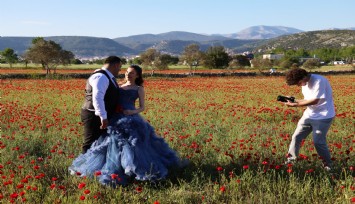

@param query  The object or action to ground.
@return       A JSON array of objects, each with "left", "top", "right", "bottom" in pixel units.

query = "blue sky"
[{"left": 1, "top": 0, "right": 354, "bottom": 38}]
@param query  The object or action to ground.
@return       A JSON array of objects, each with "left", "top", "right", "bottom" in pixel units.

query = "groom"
[{"left": 81, "top": 56, "right": 122, "bottom": 153}]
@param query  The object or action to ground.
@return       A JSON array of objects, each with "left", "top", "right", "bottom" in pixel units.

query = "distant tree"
[
  {"left": 121, "top": 58, "right": 127, "bottom": 65},
  {"left": 160, "top": 54, "right": 179, "bottom": 66},
  {"left": 251, "top": 58, "right": 272, "bottom": 73},
  {"left": 140, "top": 49, "right": 158, "bottom": 67},
  {"left": 203, "top": 46, "right": 230, "bottom": 69},
  {"left": 228, "top": 55, "right": 251, "bottom": 72},
  {"left": 21, "top": 57, "right": 29, "bottom": 68},
  {"left": 339, "top": 46, "right": 355, "bottom": 64},
  {"left": 153, "top": 56, "right": 169, "bottom": 70},
  {"left": 71, "top": 58, "right": 83, "bottom": 64},
  {"left": 279, "top": 57, "right": 300, "bottom": 69},
  {"left": 310, "top": 48, "right": 340, "bottom": 63},
  {"left": 140, "top": 49, "right": 162, "bottom": 74},
  {"left": 128, "top": 57, "right": 142, "bottom": 65},
  {"left": 234, "top": 55, "right": 251, "bottom": 67},
  {"left": 180, "top": 44, "right": 203, "bottom": 74},
  {"left": 92, "top": 59, "right": 105, "bottom": 64},
  {"left": 1, "top": 48, "right": 18, "bottom": 68},
  {"left": 25, "top": 37, "right": 74, "bottom": 75},
  {"left": 302, "top": 59, "right": 321, "bottom": 70}
]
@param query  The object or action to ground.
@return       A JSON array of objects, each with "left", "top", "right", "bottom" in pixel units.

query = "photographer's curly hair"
[
  {"left": 285, "top": 68, "right": 308, "bottom": 85},
  {"left": 130, "top": 64, "right": 144, "bottom": 86}
]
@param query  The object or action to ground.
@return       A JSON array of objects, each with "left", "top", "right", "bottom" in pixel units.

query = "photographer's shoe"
[{"left": 284, "top": 158, "right": 296, "bottom": 165}]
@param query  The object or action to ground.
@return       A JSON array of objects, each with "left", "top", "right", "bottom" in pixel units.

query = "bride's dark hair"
[{"left": 130, "top": 64, "right": 144, "bottom": 86}]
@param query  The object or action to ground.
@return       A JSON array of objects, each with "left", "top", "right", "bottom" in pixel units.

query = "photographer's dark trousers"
[{"left": 81, "top": 109, "right": 106, "bottom": 153}]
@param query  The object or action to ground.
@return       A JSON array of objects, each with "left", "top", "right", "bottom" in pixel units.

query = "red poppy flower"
[
  {"left": 78, "top": 182, "right": 86, "bottom": 189},
  {"left": 136, "top": 186, "right": 143, "bottom": 193},
  {"left": 111, "top": 173, "right": 119, "bottom": 180}
]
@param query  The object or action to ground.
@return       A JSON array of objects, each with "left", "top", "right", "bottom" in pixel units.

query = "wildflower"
[
  {"left": 216, "top": 166, "right": 223, "bottom": 172},
  {"left": 94, "top": 171, "right": 102, "bottom": 176},
  {"left": 136, "top": 186, "right": 143, "bottom": 193},
  {"left": 84, "top": 189, "right": 90, "bottom": 194},
  {"left": 78, "top": 182, "right": 86, "bottom": 189},
  {"left": 10, "top": 193, "right": 18, "bottom": 199},
  {"left": 50, "top": 183, "right": 56, "bottom": 189},
  {"left": 220, "top": 185, "right": 226, "bottom": 192},
  {"left": 243, "top": 165, "right": 249, "bottom": 170},
  {"left": 111, "top": 173, "right": 119, "bottom": 180},
  {"left": 305, "top": 169, "right": 314, "bottom": 174},
  {"left": 80, "top": 195, "right": 85, "bottom": 200},
  {"left": 21, "top": 178, "right": 28, "bottom": 183},
  {"left": 17, "top": 183, "right": 24, "bottom": 189}
]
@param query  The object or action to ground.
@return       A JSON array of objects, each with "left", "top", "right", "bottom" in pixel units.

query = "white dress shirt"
[{"left": 88, "top": 68, "right": 118, "bottom": 120}]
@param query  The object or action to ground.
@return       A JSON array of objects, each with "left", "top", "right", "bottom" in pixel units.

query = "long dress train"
[{"left": 69, "top": 87, "right": 185, "bottom": 186}]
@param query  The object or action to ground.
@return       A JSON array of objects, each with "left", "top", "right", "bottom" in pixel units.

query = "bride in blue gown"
[{"left": 69, "top": 65, "right": 186, "bottom": 186}]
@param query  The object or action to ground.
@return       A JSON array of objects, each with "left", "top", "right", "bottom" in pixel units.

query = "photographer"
[{"left": 283, "top": 68, "right": 335, "bottom": 171}]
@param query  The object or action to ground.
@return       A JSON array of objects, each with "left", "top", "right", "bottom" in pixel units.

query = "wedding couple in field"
[
  {"left": 69, "top": 56, "right": 187, "bottom": 186},
  {"left": 69, "top": 56, "right": 335, "bottom": 187}
]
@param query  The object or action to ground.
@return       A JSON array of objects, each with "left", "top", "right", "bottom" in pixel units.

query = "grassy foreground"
[{"left": 0, "top": 76, "right": 354, "bottom": 203}]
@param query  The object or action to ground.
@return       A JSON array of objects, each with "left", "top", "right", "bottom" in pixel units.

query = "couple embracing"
[{"left": 69, "top": 56, "right": 186, "bottom": 186}]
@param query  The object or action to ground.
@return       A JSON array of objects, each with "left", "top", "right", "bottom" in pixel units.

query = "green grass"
[{"left": 0, "top": 76, "right": 354, "bottom": 203}]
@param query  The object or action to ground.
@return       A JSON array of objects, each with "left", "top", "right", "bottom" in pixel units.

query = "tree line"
[{"left": 1, "top": 38, "right": 354, "bottom": 75}]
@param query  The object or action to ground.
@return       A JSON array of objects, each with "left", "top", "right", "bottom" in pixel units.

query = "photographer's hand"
[
  {"left": 285, "top": 100, "right": 298, "bottom": 107},
  {"left": 286, "top": 98, "right": 319, "bottom": 107}
]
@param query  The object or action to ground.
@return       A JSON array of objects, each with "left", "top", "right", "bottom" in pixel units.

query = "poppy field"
[{"left": 0, "top": 75, "right": 354, "bottom": 203}]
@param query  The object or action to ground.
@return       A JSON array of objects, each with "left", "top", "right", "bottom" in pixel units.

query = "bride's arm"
[
  {"left": 136, "top": 86, "right": 145, "bottom": 113},
  {"left": 123, "top": 86, "right": 145, "bottom": 115}
]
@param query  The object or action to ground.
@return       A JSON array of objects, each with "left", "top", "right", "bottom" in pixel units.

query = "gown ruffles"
[{"left": 69, "top": 88, "right": 186, "bottom": 186}]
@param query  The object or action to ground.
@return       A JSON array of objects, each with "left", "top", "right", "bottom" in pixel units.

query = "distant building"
[{"left": 262, "top": 54, "right": 284, "bottom": 60}]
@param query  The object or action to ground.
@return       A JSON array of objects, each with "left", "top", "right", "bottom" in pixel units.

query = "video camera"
[{"left": 277, "top": 95, "right": 295, "bottom": 103}]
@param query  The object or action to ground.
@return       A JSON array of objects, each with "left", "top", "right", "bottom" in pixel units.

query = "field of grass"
[{"left": 0, "top": 76, "right": 354, "bottom": 203}]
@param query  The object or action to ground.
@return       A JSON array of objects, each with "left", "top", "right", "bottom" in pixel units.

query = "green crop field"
[{"left": 0, "top": 75, "right": 354, "bottom": 203}]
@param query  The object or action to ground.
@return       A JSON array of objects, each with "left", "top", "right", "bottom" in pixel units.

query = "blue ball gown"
[{"left": 69, "top": 87, "right": 186, "bottom": 186}]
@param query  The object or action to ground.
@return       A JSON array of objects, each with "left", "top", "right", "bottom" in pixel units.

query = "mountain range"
[{"left": 0, "top": 26, "right": 354, "bottom": 59}]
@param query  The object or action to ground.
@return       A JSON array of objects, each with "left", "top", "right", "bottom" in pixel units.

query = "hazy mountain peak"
[{"left": 224, "top": 25, "right": 304, "bottom": 39}]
